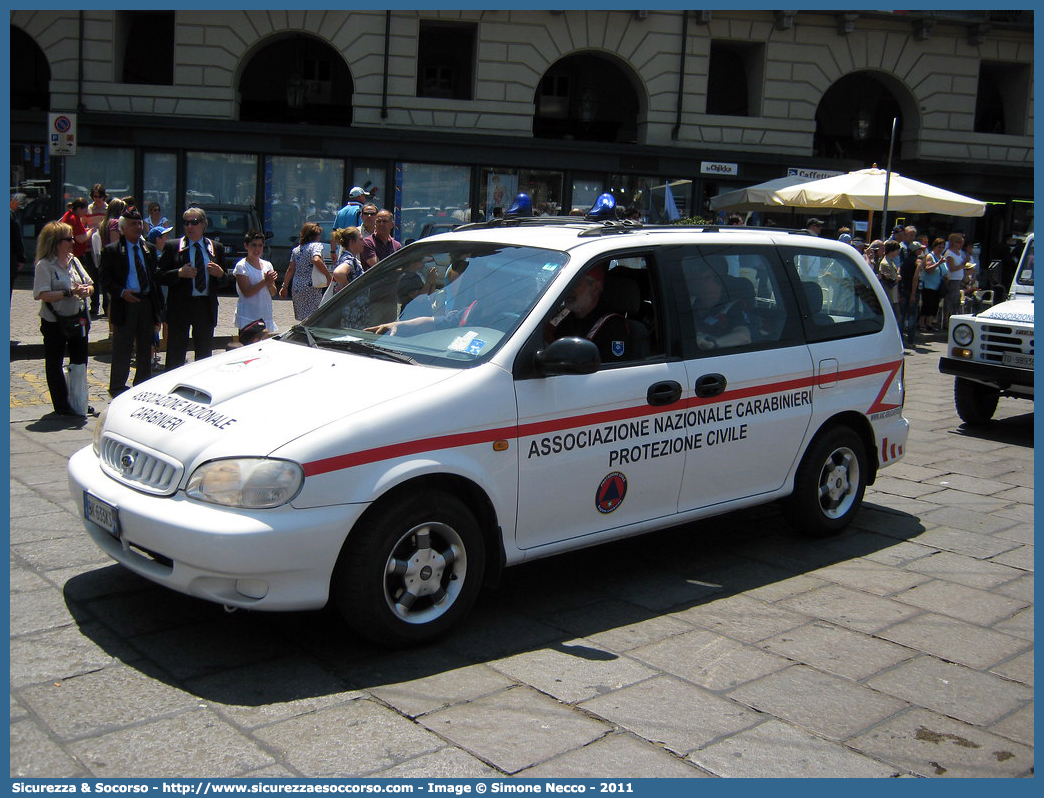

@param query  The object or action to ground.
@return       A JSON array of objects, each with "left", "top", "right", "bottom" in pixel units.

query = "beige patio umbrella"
[
  {"left": 770, "top": 167, "right": 986, "bottom": 217},
  {"left": 709, "top": 175, "right": 814, "bottom": 212}
]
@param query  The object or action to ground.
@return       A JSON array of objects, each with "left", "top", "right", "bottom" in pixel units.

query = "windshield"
[
  {"left": 296, "top": 241, "right": 568, "bottom": 366},
  {"left": 1014, "top": 238, "right": 1033, "bottom": 287}
]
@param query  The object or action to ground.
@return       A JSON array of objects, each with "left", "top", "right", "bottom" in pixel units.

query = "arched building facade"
[{"left": 10, "top": 9, "right": 1033, "bottom": 263}]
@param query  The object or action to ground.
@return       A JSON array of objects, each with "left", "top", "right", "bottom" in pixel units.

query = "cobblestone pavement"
[{"left": 9, "top": 283, "right": 1033, "bottom": 778}]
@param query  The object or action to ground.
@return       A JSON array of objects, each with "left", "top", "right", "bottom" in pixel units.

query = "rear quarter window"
[{"left": 782, "top": 247, "right": 884, "bottom": 342}]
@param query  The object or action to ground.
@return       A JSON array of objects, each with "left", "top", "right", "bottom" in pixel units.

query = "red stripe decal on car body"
[{"left": 302, "top": 360, "right": 903, "bottom": 477}]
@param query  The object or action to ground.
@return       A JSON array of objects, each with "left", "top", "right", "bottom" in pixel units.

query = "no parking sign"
[{"left": 48, "top": 112, "right": 78, "bottom": 156}]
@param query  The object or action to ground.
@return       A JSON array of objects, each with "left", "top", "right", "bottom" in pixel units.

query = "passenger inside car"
[{"left": 690, "top": 262, "right": 753, "bottom": 350}]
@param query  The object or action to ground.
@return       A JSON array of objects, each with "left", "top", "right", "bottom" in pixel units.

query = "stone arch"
[
  {"left": 11, "top": 25, "right": 50, "bottom": 112},
  {"left": 533, "top": 50, "right": 645, "bottom": 144},
  {"left": 237, "top": 32, "right": 353, "bottom": 125},
  {"left": 814, "top": 70, "right": 920, "bottom": 164}
]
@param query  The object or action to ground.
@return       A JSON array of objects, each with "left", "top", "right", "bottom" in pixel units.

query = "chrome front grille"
[
  {"left": 979, "top": 324, "right": 1033, "bottom": 364},
  {"left": 99, "top": 438, "right": 183, "bottom": 495}
]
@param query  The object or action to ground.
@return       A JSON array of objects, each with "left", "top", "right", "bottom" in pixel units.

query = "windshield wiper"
[
  {"left": 289, "top": 324, "right": 318, "bottom": 348},
  {"left": 321, "top": 338, "right": 418, "bottom": 364}
]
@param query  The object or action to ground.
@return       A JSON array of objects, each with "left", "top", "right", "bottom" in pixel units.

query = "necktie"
[
  {"left": 134, "top": 245, "right": 148, "bottom": 292},
  {"left": 193, "top": 243, "right": 207, "bottom": 293}
]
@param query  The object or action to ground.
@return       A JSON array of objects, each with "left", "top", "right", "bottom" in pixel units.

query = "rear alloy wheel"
[
  {"left": 954, "top": 377, "right": 999, "bottom": 426},
  {"left": 786, "top": 426, "right": 867, "bottom": 538},
  {"left": 333, "top": 490, "right": 485, "bottom": 647}
]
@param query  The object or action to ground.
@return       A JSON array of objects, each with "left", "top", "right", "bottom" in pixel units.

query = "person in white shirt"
[
  {"left": 941, "top": 232, "right": 967, "bottom": 326},
  {"left": 233, "top": 230, "right": 278, "bottom": 341}
]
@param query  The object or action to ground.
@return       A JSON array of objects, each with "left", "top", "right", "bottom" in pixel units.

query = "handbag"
[
  {"left": 311, "top": 263, "right": 329, "bottom": 289},
  {"left": 64, "top": 363, "right": 89, "bottom": 416},
  {"left": 46, "top": 259, "right": 91, "bottom": 339},
  {"left": 46, "top": 300, "right": 90, "bottom": 340}
]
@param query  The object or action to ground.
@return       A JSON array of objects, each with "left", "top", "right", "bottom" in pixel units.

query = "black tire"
[
  {"left": 785, "top": 426, "right": 868, "bottom": 538},
  {"left": 954, "top": 377, "right": 999, "bottom": 426},
  {"left": 332, "top": 489, "right": 485, "bottom": 647}
]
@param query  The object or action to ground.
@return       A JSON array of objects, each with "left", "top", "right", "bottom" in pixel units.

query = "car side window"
[
  {"left": 666, "top": 245, "right": 802, "bottom": 357},
  {"left": 783, "top": 247, "right": 885, "bottom": 342},
  {"left": 540, "top": 254, "right": 664, "bottom": 367}
]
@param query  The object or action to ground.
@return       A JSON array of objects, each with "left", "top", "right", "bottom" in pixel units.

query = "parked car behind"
[{"left": 201, "top": 205, "right": 272, "bottom": 291}]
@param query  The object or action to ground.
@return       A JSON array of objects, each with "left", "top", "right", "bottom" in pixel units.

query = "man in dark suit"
[
  {"left": 99, "top": 207, "right": 162, "bottom": 397},
  {"left": 157, "top": 207, "right": 231, "bottom": 370}
]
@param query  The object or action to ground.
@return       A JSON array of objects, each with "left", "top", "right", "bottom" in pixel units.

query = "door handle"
[
  {"left": 694, "top": 373, "right": 727, "bottom": 398},
  {"left": 647, "top": 380, "right": 683, "bottom": 406}
]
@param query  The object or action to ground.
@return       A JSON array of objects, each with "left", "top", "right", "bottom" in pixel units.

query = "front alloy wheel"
[
  {"left": 333, "top": 490, "right": 485, "bottom": 646},
  {"left": 383, "top": 521, "right": 467, "bottom": 625}
]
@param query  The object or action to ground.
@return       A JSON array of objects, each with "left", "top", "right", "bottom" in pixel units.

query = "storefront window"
[
  {"left": 396, "top": 162, "right": 472, "bottom": 242},
  {"left": 480, "top": 169, "right": 518, "bottom": 219},
  {"left": 65, "top": 146, "right": 134, "bottom": 204},
  {"left": 264, "top": 155, "right": 343, "bottom": 252},
  {"left": 478, "top": 168, "right": 564, "bottom": 218},
  {"left": 608, "top": 174, "right": 692, "bottom": 223},
  {"left": 185, "top": 152, "right": 257, "bottom": 207},
  {"left": 142, "top": 152, "right": 177, "bottom": 219},
  {"left": 353, "top": 165, "right": 386, "bottom": 211},
  {"left": 570, "top": 173, "right": 605, "bottom": 215}
]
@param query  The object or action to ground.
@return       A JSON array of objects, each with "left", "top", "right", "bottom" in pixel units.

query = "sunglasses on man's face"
[{"left": 184, "top": 218, "right": 203, "bottom": 226}]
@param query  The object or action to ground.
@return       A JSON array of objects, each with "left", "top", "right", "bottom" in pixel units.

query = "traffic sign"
[{"left": 48, "top": 113, "right": 78, "bottom": 156}]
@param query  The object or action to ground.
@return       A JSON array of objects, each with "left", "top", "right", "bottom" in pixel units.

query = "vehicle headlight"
[
  {"left": 186, "top": 458, "right": 304, "bottom": 508},
  {"left": 952, "top": 323, "right": 974, "bottom": 347},
  {"left": 92, "top": 407, "right": 108, "bottom": 456}
]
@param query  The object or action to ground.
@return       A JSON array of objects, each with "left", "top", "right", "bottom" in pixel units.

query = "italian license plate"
[
  {"left": 1002, "top": 352, "right": 1033, "bottom": 369},
  {"left": 84, "top": 492, "right": 120, "bottom": 539}
]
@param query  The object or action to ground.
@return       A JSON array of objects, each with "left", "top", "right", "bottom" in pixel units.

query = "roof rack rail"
[
  {"left": 454, "top": 216, "right": 587, "bottom": 232},
  {"left": 453, "top": 218, "right": 819, "bottom": 237},
  {"left": 576, "top": 219, "right": 645, "bottom": 237}
]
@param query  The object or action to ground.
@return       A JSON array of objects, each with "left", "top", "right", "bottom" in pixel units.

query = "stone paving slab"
[
  {"left": 847, "top": 707, "right": 1034, "bottom": 778},
  {"left": 727, "top": 664, "right": 908, "bottom": 741},
  {"left": 865, "top": 656, "right": 1033, "bottom": 727},
  {"left": 520, "top": 732, "right": 710, "bottom": 778},
  {"left": 67, "top": 708, "right": 278, "bottom": 778},
  {"left": 578, "top": 675, "right": 760, "bottom": 756},
  {"left": 691, "top": 718, "right": 901, "bottom": 778},
  {"left": 420, "top": 686, "right": 610, "bottom": 774},
  {"left": 9, "top": 318, "right": 1034, "bottom": 778},
  {"left": 253, "top": 699, "right": 448, "bottom": 777}
]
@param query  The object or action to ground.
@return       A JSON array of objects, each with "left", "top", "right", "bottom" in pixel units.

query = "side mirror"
[{"left": 534, "top": 337, "right": 600, "bottom": 375}]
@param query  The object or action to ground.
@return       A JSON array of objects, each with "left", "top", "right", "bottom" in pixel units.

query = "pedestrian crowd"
[
  {"left": 12, "top": 180, "right": 1021, "bottom": 420},
  {"left": 799, "top": 217, "right": 999, "bottom": 349},
  {"left": 15, "top": 184, "right": 399, "bottom": 419}
]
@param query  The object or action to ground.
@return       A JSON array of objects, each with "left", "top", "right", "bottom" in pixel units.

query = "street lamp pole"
[{"left": 881, "top": 116, "right": 898, "bottom": 241}]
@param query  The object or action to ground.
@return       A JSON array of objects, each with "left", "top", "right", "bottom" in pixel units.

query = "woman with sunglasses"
[
  {"left": 32, "top": 221, "right": 95, "bottom": 417},
  {"left": 85, "top": 184, "right": 108, "bottom": 231}
]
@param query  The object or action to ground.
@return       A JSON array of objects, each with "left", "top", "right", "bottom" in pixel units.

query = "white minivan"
[{"left": 69, "top": 215, "right": 908, "bottom": 645}]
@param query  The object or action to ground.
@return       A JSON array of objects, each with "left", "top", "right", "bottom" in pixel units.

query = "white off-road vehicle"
[{"left": 940, "top": 234, "right": 1034, "bottom": 425}]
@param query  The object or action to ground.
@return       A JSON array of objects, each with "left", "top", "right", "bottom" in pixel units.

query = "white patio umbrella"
[
  {"left": 770, "top": 167, "right": 986, "bottom": 217},
  {"left": 709, "top": 175, "right": 814, "bottom": 212}
]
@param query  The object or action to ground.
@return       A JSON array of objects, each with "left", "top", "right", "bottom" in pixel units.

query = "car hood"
[
  {"left": 976, "top": 294, "right": 1034, "bottom": 325},
  {"left": 105, "top": 339, "right": 456, "bottom": 465}
]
